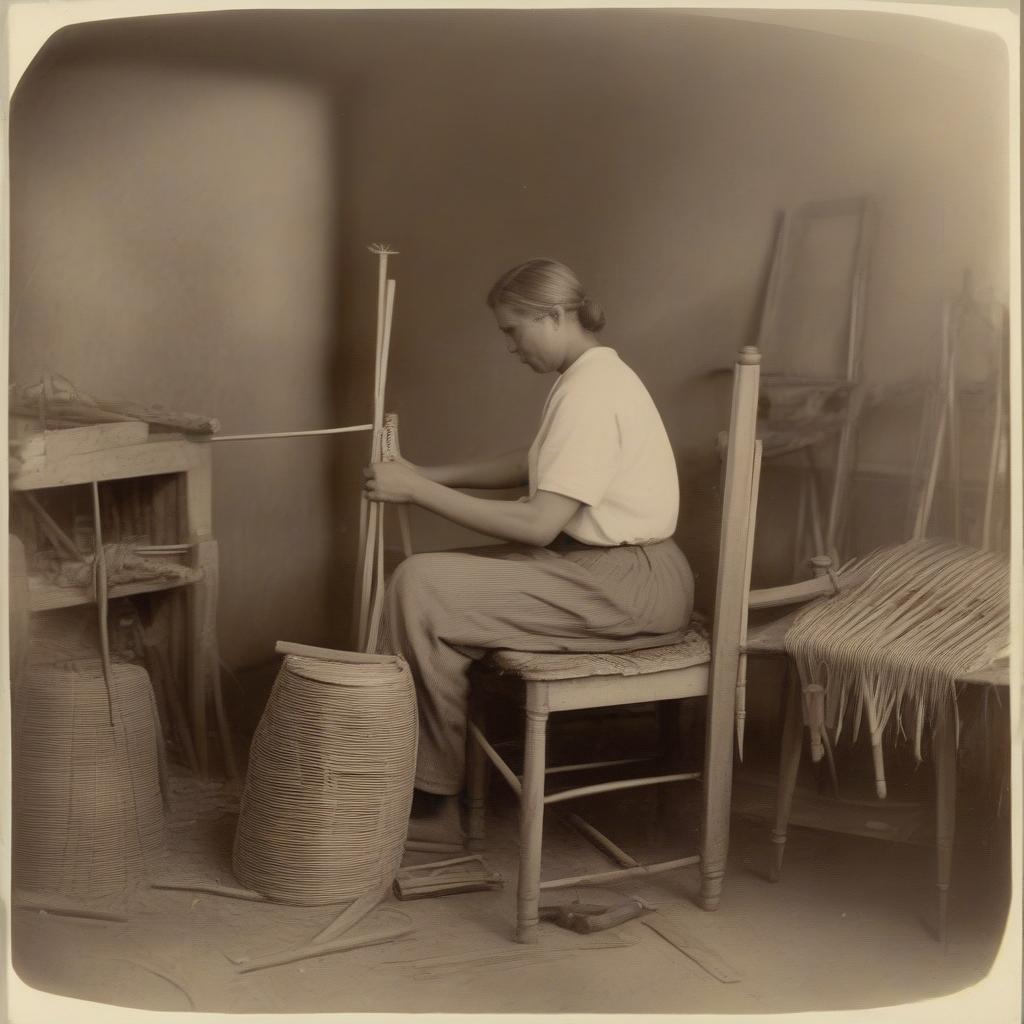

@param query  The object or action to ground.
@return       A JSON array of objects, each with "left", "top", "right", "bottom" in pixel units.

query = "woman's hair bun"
[
  {"left": 487, "top": 258, "right": 606, "bottom": 334},
  {"left": 577, "top": 298, "right": 606, "bottom": 333}
]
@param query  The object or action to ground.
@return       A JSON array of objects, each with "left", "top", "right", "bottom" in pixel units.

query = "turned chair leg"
[
  {"left": 656, "top": 699, "right": 683, "bottom": 820},
  {"left": 934, "top": 701, "right": 957, "bottom": 942},
  {"left": 466, "top": 694, "right": 489, "bottom": 852},
  {"left": 700, "top": 701, "right": 736, "bottom": 911},
  {"left": 771, "top": 667, "right": 804, "bottom": 882},
  {"left": 516, "top": 701, "right": 549, "bottom": 943}
]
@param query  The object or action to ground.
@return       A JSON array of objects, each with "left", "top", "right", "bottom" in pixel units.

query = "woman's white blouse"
[{"left": 527, "top": 346, "right": 679, "bottom": 546}]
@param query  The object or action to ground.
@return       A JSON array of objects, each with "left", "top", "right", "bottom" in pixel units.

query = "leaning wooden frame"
[
  {"left": 755, "top": 195, "right": 874, "bottom": 571},
  {"left": 464, "top": 347, "right": 764, "bottom": 943}
]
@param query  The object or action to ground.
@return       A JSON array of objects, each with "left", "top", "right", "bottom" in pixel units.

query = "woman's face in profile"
[{"left": 493, "top": 303, "right": 560, "bottom": 374}]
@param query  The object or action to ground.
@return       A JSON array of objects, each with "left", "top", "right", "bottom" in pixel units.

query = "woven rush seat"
[{"left": 483, "top": 623, "right": 710, "bottom": 682}]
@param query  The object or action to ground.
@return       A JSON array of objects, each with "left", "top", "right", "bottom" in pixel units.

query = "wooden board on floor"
[
  {"left": 732, "top": 775, "right": 929, "bottom": 846},
  {"left": 643, "top": 914, "right": 741, "bottom": 983}
]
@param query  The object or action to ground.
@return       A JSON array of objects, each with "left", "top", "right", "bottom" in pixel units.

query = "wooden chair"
[
  {"left": 465, "top": 347, "right": 763, "bottom": 943},
  {"left": 745, "top": 283, "right": 1011, "bottom": 941}
]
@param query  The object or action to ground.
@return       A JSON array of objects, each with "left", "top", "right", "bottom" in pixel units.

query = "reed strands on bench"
[
  {"left": 785, "top": 539, "right": 1009, "bottom": 794},
  {"left": 232, "top": 651, "right": 416, "bottom": 905},
  {"left": 13, "top": 660, "right": 165, "bottom": 898}
]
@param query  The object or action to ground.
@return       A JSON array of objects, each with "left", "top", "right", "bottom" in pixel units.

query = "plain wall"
[
  {"left": 8, "top": 9, "right": 1010, "bottom": 667},
  {"left": 10, "top": 58, "right": 339, "bottom": 667},
  {"left": 330, "top": 10, "right": 1009, "bottom": 603}
]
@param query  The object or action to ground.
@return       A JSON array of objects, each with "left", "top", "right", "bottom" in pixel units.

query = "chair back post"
[{"left": 699, "top": 345, "right": 761, "bottom": 909}]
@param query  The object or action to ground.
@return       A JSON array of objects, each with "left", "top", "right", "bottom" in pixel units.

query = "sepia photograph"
[{"left": 2, "top": 1, "right": 1019, "bottom": 1020}]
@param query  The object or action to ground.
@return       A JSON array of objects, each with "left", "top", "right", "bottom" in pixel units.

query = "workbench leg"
[
  {"left": 516, "top": 701, "right": 548, "bottom": 944},
  {"left": 466, "top": 693, "right": 489, "bottom": 852},
  {"left": 182, "top": 449, "right": 216, "bottom": 778},
  {"left": 189, "top": 539, "right": 219, "bottom": 777},
  {"left": 771, "top": 667, "right": 804, "bottom": 882},
  {"left": 934, "top": 701, "right": 957, "bottom": 943}
]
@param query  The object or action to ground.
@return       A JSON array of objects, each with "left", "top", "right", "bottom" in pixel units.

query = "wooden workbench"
[{"left": 10, "top": 433, "right": 219, "bottom": 775}]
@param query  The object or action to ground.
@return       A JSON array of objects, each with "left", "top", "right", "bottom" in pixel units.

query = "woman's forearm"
[
  {"left": 410, "top": 478, "right": 575, "bottom": 547},
  {"left": 417, "top": 449, "right": 529, "bottom": 490}
]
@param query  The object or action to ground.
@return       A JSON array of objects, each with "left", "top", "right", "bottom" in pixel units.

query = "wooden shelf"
[
  {"left": 28, "top": 567, "right": 204, "bottom": 612},
  {"left": 9, "top": 430, "right": 218, "bottom": 775},
  {"left": 10, "top": 436, "right": 207, "bottom": 492}
]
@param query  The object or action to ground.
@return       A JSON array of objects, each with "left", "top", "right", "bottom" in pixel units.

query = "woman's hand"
[{"left": 363, "top": 460, "right": 424, "bottom": 504}]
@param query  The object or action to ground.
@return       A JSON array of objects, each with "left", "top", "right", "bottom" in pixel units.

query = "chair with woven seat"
[
  {"left": 743, "top": 283, "right": 1011, "bottom": 942},
  {"left": 465, "top": 346, "right": 764, "bottom": 943}
]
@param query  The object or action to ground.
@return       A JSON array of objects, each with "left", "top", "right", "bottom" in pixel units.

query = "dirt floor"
[{"left": 10, "top": 764, "right": 1012, "bottom": 1017}]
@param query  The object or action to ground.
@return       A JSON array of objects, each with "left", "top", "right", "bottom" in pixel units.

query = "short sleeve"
[{"left": 534, "top": 389, "right": 621, "bottom": 507}]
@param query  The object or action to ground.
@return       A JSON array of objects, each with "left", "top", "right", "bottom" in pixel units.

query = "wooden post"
[
  {"left": 860, "top": 674, "right": 887, "bottom": 800},
  {"left": 982, "top": 322, "right": 1007, "bottom": 551},
  {"left": 824, "top": 386, "right": 865, "bottom": 564},
  {"left": 183, "top": 446, "right": 216, "bottom": 776},
  {"left": 516, "top": 696, "right": 549, "bottom": 943},
  {"left": 189, "top": 539, "right": 218, "bottom": 776},
  {"left": 934, "top": 700, "right": 957, "bottom": 942},
  {"left": 91, "top": 482, "right": 115, "bottom": 727},
  {"left": 735, "top": 440, "right": 762, "bottom": 760},
  {"left": 914, "top": 300, "right": 953, "bottom": 541},
  {"left": 770, "top": 668, "right": 803, "bottom": 883},
  {"left": 465, "top": 692, "right": 489, "bottom": 852},
  {"left": 801, "top": 447, "right": 827, "bottom": 558},
  {"left": 945, "top": 307, "right": 962, "bottom": 543},
  {"left": 700, "top": 347, "right": 761, "bottom": 912}
]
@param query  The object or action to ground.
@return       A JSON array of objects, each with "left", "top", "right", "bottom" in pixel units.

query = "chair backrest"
[
  {"left": 700, "top": 346, "right": 762, "bottom": 814},
  {"left": 709, "top": 344, "right": 763, "bottom": 682}
]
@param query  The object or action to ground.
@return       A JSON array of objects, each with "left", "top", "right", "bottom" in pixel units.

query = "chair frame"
[
  {"left": 466, "top": 347, "right": 763, "bottom": 943},
  {"left": 743, "top": 284, "right": 1011, "bottom": 942}
]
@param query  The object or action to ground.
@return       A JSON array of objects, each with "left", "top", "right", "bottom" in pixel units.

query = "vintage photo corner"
[{"left": 1, "top": 1, "right": 1020, "bottom": 1021}]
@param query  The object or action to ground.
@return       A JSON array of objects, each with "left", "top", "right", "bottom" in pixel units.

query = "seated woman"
[{"left": 363, "top": 258, "right": 694, "bottom": 846}]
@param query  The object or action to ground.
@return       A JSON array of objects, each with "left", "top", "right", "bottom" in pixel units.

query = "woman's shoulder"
[{"left": 570, "top": 347, "right": 651, "bottom": 392}]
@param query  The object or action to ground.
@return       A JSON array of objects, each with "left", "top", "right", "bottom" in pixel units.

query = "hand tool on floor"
[
  {"left": 394, "top": 854, "right": 503, "bottom": 899},
  {"left": 539, "top": 896, "right": 651, "bottom": 934}
]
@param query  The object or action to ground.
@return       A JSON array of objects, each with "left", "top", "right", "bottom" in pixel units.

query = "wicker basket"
[
  {"left": 12, "top": 659, "right": 165, "bottom": 898},
  {"left": 232, "top": 653, "right": 417, "bottom": 905}
]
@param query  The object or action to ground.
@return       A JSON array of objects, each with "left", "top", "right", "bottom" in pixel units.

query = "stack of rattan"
[
  {"left": 13, "top": 659, "right": 165, "bottom": 898},
  {"left": 233, "top": 652, "right": 417, "bottom": 905}
]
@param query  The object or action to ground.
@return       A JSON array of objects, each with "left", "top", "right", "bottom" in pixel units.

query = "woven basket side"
[
  {"left": 13, "top": 660, "right": 165, "bottom": 898},
  {"left": 233, "top": 657, "right": 416, "bottom": 905}
]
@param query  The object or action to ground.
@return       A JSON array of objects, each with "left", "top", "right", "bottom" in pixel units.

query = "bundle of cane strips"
[
  {"left": 355, "top": 244, "right": 413, "bottom": 653},
  {"left": 784, "top": 538, "right": 1009, "bottom": 798}
]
